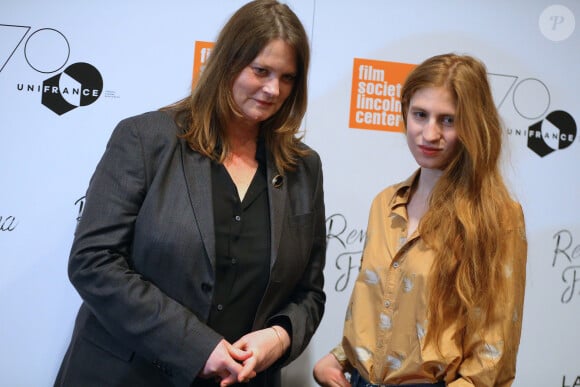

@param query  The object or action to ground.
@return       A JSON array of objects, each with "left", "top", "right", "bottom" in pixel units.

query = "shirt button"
[
  {"left": 217, "top": 304, "right": 224, "bottom": 311},
  {"left": 384, "top": 300, "right": 391, "bottom": 308},
  {"left": 231, "top": 258, "right": 237, "bottom": 265},
  {"left": 234, "top": 215, "right": 241, "bottom": 221},
  {"left": 393, "top": 262, "right": 400, "bottom": 269}
]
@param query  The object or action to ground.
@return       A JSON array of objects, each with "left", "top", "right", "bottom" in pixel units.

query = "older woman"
[{"left": 55, "top": 1, "right": 326, "bottom": 386}]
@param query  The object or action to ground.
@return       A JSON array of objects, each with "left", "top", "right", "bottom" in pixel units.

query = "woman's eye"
[
  {"left": 413, "top": 111, "right": 426, "bottom": 119},
  {"left": 441, "top": 116, "right": 454, "bottom": 126},
  {"left": 252, "top": 67, "right": 267, "bottom": 76}
]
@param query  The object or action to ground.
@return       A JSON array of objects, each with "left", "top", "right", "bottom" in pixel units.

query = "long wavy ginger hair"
[{"left": 401, "top": 53, "right": 515, "bottom": 348}]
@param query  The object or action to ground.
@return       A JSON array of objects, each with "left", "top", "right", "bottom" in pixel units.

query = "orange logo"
[
  {"left": 192, "top": 41, "right": 214, "bottom": 86},
  {"left": 349, "top": 58, "right": 416, "bottom": 132}
]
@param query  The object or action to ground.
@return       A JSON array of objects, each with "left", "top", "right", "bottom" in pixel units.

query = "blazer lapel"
[
  {"left": 266, "top": 151, "right": 287, "bottom": 269},
  {"left": 180, "top": 142, "right": 216, "bottom": 270}
]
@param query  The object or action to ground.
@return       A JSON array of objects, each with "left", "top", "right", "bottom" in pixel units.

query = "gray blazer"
[{"left": 55, "top": 111, "right": 326, "bottom": 387}]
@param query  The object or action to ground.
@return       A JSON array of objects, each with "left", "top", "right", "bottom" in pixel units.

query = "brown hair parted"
[
  {"left": 402, "top": 53, "right": 522, "bottom": 350},
  {"left": 165, "top": 0, "right": 310, "bottom": 174}
]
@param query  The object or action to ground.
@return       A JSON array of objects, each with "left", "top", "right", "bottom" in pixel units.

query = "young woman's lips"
[{"left": 419, "top": 145, "right": 441, "bottom": 156}]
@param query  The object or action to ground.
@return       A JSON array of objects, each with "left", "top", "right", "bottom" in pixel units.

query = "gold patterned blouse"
[{"left": 331, "top": 170, "right": 527, "bottom": 386}]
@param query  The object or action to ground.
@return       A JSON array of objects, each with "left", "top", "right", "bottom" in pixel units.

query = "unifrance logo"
[
  {"left": 490, "top": 75, "right": 577, "bottom": 157},
  {"left": 41, "top": 61, "right": 103, "bottom": 115},
  {"left": 527, "top": 110, "right": 576, "bottom": 157},
  {"left": 1, "top": 25, "right": 104, "bottom": 115}
]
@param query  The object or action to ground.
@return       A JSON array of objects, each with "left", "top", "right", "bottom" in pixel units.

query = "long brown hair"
[
  {"left": 164, "top": 0, "right": 310, "bottom": 173},
  {"left": 401, "top": 53, "right": 517, "bottom": 348}
]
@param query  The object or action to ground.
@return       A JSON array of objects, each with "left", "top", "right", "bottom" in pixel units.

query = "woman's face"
[
  {"left": 231, "top": 39, "right": 297, "bottom": 130},
  {"left": 406, "top": 86, "right": 459, "bottom": 171}
]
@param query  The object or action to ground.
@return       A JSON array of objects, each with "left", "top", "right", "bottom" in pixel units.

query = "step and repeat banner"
[{"left": 1, "top": 1, "right": 578, "bottom": 386}]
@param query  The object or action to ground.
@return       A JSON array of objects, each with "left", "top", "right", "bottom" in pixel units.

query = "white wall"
[{"left": 1, "top": 1, "right": 578, "bottom": 385}]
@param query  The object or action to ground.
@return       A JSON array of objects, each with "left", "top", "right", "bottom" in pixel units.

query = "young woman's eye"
[
  {"left": 441, "top": 115, "right": 455, "bottom": 126},
  {"left": 412, "top": 111, "right": 426, "bottom": 120}
]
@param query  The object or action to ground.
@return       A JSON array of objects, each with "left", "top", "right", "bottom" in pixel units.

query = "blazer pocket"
[
  {"left": 80, "top": 319, "right": 135, "bottom": 362},
  {"left": 276, "top": 212, "right": 315, "bottom": 280},
  {"left": 288, "top": 212, "right": 314, "bottom": 228}
]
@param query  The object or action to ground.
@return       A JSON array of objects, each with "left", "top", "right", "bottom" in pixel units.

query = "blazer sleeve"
[
  {"left": 269, "top": 149, "right": 327, "bottom": 366},
  {"left": 68, "top": 114, "right": 221, "bottom": 386}
]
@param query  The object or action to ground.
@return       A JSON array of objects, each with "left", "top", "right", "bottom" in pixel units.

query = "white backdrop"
[{"left": 1, "top": 1, "right": 578, "bottom": 386}]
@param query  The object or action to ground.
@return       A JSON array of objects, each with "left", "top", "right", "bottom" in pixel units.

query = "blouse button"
[
  {"left": 384, "top": 300, "right": 391, "bottom": 308},
  {"left": 234, "top": 215, "right": 241, "bottom": 221},
  {"left": 393, "top": 262, "right": 400, "bottom": 269},
  {"left": 217, "top": 304, "right": 224, "bottom": 311}
]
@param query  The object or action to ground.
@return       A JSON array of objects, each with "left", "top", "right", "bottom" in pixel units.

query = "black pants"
[{"left": 350, "top": 369, "right": 445, "bottom": 387}]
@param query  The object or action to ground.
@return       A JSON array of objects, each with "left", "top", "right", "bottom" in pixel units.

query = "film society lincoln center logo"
[{"left": 349, "top": 58, "right": 415, "bottom": 133}]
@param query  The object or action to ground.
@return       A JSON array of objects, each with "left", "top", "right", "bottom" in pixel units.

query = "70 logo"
[
  {"left": 488, "top": 73, "right": 550, "bottom": 120},
  {"left": 1, "top": 24, "right": 70, "bottom": 74}
]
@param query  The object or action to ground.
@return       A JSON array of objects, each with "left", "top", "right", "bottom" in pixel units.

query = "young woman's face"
[
  {"left": 231, "top": 39, "right": 297, "bottom": 130},
  {"left": 406, "top": 86, "right": 459, "bottom": 171}
]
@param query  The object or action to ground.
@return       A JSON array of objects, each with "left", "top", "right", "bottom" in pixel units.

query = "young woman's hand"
[{"left": 313, "top": 353, "right": 351, "bottom": 387}]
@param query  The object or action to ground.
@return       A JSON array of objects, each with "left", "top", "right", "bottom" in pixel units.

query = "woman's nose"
[
  {"left": 422, "top": 119, "right": 441, "bottom": 141},
  {"left": 263, "top": 77, "right": 280, "bottom": 97}
]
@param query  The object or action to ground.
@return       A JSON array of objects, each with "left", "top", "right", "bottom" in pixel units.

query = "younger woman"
[{"left": 314, "top": 53, "right": 527, "bottom": 387}]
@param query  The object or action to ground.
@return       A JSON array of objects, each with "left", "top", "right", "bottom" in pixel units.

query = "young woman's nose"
[{"left": 422, "top": 119, "right": 441, "bottom": 141}]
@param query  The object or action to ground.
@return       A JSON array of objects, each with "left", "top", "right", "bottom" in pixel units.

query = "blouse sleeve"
[{"left": 330, "top": 343, "right": 351, "bottom": 369}]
